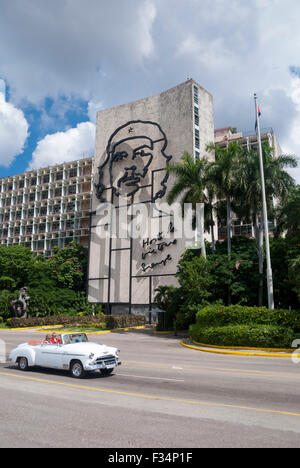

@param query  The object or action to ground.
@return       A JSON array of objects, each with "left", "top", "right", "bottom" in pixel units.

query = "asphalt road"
[{"left": 1, "top": 328, "right": 300, "bottom": 448}]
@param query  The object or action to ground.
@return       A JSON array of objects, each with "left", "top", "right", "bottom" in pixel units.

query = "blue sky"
[{"left": 0, "top": 0, "right": 300, "bottom": 183}]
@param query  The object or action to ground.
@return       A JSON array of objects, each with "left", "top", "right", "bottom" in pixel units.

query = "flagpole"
[{"left": 254, "top": 94, "right": 275, "bottom": 310}]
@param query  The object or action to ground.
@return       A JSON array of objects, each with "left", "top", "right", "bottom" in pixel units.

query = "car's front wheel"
[
  {"left": 18, "top": 357, "right": 29, "bottom": 371},
  {"left": 100, "top": 368, "right": 114, "bottom": 377},
  {"left": 70, "top": 361, "right": 85, "bottom": 379}
]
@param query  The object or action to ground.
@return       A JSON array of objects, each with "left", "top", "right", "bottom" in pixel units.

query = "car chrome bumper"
[{"left": 84, "top": 360, "right": 120, "bottom": 371}]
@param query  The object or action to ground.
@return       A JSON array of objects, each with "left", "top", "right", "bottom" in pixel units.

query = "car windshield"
[{"left": 63, "top": 333, "right": 88, "bottom": 344}]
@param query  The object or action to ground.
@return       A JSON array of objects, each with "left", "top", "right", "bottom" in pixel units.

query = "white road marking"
[{"left": 118, "top": 373, "right": 184, "bottom": 382}]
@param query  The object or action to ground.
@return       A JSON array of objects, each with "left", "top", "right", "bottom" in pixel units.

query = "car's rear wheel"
[
  {"left": 100, "top": 368, "right": 114, "bottom": 377},
  {"left": 70, "top": 361, "right": 85, "bottom": 379},
  {"left": 18, "top": 357, "right": 29, "bottom": 371}
]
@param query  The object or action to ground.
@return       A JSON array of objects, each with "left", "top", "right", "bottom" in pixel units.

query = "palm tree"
[
  {"left": 206, "top": 141, "right": 244, "bottom": 261},
  {"left": 235, "top": 141, "right": 297, "bottom": 305},
  {"left": 166, "top": 152, "right": 210, "bottom": 258},
  {"left": 276, "top": 185, "right": 300, "bottom": 240}
]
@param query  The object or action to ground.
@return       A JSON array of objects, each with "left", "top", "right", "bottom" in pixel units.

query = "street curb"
[
  {"left": 33, "top": 324, "right": 155, "bottom": 335},
  {"left": 0, "top": 325, "right": 64, "bottom": 332},
  {"left": 192, "top": 340, "right": 294, "bottom": 353},
  {"left": 180, "top": 340, "right": 300, "bottom": 358}
]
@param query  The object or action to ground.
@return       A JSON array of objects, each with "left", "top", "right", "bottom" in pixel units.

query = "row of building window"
[
  {"left": 0, "top": 221, "right": 83, "bottom": 237},
  {"left": 0, "top": 184, "right": 89, "bottom": 206},
  {"left": 194, "top": 86, "right": 200, "bottom": 160},
  {"left": 0, "top": 203, "right": 78, "bottom": 221},
  {"left": 1, "top": 169, "right": 82, "bottom": 192}
]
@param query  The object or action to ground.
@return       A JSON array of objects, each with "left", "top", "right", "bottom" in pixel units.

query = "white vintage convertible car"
[{"left": 8, "top": 333, "right": 121, "bottom": 378}]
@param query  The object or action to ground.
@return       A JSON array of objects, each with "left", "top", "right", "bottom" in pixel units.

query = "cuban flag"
[{"left": 255, "top": 105, "right": 261, "bottom": 133}]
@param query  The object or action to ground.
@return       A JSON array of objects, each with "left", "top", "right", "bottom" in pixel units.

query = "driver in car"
[{"left": 50, "top": 333, "right": 62, "bottom": 344}]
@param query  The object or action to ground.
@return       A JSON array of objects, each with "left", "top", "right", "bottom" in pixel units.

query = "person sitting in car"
[
  {"left": 50, "top": 333, "right": 59, "bottom": 344},
  {"left": 44, "top": 335, "right": 52, "bottom": 344}
]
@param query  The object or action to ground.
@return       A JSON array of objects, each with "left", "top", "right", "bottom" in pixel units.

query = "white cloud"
[
  {"left": 137, "top": 0, "right": 157, "bottom": 59},
  {"left": 1, "top": 0, "right": 300, "bottom": 182},
  {"left": 28, "top": 121, "right": 95, "bottom": 170},
  {"left": 87, "top": 100, "right": 104, "bottom": 124},
  {"left": 0, "top": 94, "right": 29, "bottom": 167},
  {"left": 0, "top": 0, "right": 157, "bottom": 106}
]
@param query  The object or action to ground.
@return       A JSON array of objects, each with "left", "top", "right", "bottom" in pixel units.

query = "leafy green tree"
[
  {"left": 0, "top": 243, "right": 90, "bottom": 319},
  {"left": 232, "top": 142, "right": 297, "bottom": 305},
  {"left": 47, "top": 242, "right": 87, "bottom": 290},
  {"left": 176, "top": 252, "right": 214, "bottom": 306},
  {"left": 290, "top": 256, "right": 300, "bottom": 303},
  {"left": 276, "top": 185, "right": 300, "bottom": 242},
  {"left": 0, "top": 245, "right": 34, "bottom": 289}
]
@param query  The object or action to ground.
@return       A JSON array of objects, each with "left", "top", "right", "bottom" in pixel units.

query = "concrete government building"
[
  {"left": 88, "top": 80, "right": 214, "bottom": 316},
  {"left": 0, "top": 80, "right": 281, "bottom": 317}
]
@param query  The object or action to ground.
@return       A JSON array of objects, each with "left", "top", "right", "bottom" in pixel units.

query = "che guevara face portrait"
[{"left": 95, "top": 121, "right": 172, "bottom": 201}]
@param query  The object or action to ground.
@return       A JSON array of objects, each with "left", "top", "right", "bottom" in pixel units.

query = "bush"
[
  {"left": 7, "top": 314, "right": 146, "bottom": 329},
  {"left": 189, "top": 323, "right": 294, "bottom": 349},
  {"left": 193, "top": 304, "right": 300, "bottom": 331}
]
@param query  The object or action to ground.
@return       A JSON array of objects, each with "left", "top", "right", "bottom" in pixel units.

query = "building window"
[
  {"left": 39, "top": 223, "right": 46, "bottom": 233},
  {"left": 40, "top": 207, "right": 47, "bottom": 215},
  {"left": 37, "top": 240, "right": 44, "bottom": 250},
  {"left": 68, "top": 185, "right": 76, "bottom": 195},
  {"left": 193, "top": 86, "right": 199, "bottom": 105},
  {"left": 67, "top": 202, "right": 75, "bottom": 212},
  {"left": 56, "top": 172, "right": 63, "bottom": 181},
  {"left": 28, "top": 209, "right": 34, "bottom": 218},
  {"left": 52, "top": 221, "right": 60, "bottom": 231},
  {"left": 195, "top": 151, "right": 200, "bottom": 160},
  {"left": 69, "top": 168, "right": 77, "bottom": 178},
  {"left": 55, "top": 188, "right": 62, "bottom": 197},
  {"left": 19, "top": 180, "right": 24, "bottom": 189},
  {"left": 26, "top": 225, "right": 33, "bottom": 234},
  {"left": 29, "top": 193, "right": 35, "bottom": 202},
  {"left": 195, "top": 137, "right": 200, "bottom": 149},
  {"left": 6, "top": 198, "right": 11, "bottom": 206},
  {"left": 31, "top": 177, "right": 37, "bottom": 186},
  {"left": 17, "top": 195, "right": 23, "bottom": 204},
  {"left": 66, "top": 219, "right": 74, "bottom": 229},
  {"left": 43, "top": 175, "right": 50, "bottom": 184},
  {"left": 4, "top": 213, "right": 9, "bottom": 221},
  {"left": 194, "top": 106, "right": 199, "bottom": 126},
  {"left": 41, "top": 190, "right": 48, "bottom": 200}
]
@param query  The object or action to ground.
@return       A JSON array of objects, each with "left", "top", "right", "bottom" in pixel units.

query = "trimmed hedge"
[
  {"left": 193, "top": 305, "right": 300, "bottom": 331},
  {"left": 7, "top": 315, "right": 146, "bottom": 329},
  {"left": 189, "top": 323, "right": 294, "bottom": 349}
]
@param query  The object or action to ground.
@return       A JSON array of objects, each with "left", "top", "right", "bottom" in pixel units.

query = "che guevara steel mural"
[
  {"left": 95, "top": 120, "right": 172, "bottom": 202},
  {"left": 93, "top": 120, "right": 176, "bottom": 310}
]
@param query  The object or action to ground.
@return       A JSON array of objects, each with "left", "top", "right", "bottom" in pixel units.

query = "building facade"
[
  {"left": 88, "top": 80, "right": 214, "bottom": 315},
  {"left": 0, "top": 158, "right": 93, "bottom": 255},
  {"left": 215, "top": 126, "right": 281, "bottom": 240}
]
